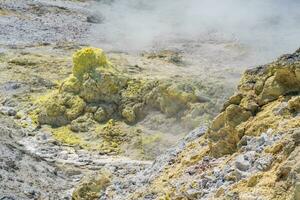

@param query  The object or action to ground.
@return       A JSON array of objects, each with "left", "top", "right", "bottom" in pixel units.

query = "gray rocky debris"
[{"left": 0, "top": 106, "right": 17, "bottom": 116}]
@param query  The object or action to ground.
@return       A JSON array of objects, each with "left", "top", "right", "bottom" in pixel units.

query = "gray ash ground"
[
  {"left": 0, "top": 0, "right": 92, "bottom": 46},
  {"left": 0, "top": 115, "right": 151, "bottom": 199},
  {"left": 0, "top": 117, "right": 74, "bottom": 199}
]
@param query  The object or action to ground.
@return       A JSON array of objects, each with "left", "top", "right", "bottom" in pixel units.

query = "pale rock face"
[
  {"left": 260, "top": 75, "right": 285, "bottom": 103},
  {"left": 288, "top": 96, "right": 300, "bottom": 112},
  {"left": 206, "top": 49, "right": 300, "bottom": 158},
  {"left": 224, "top": 104, "right": 252, "bottom": 127},
  {"left": 210, "top": 112, "right": 226, "bottom": 131}
]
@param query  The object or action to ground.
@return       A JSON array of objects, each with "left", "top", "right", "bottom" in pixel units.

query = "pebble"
[
  {"left": 0, "top": 196, "right": 16, "bottom": 200},
  {"left": 255, "top": 155, "right": 273, "bottom": 171},
  {"left": 23, "top": 189, "right": 36, "bottom": 198},
  {"left": 273, "top": 102, "right": 289, "bottom": 116},
  {"left": 186, "top": 189, "right": 201, "bottom": 199},
  {"left": 235, "top": 155, "right": 250, "bottom": 171},
  {"left": 0, "top": 106, "right": 17, "bottom": 116}
]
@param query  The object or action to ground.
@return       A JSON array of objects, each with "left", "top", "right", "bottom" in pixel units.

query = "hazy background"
[{"left": 89, "top": 0, "right": 300, "bottom": 64}]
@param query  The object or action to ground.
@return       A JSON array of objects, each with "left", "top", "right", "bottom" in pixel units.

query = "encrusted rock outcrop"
[{"left": 208, "top": 49, "right": 300, "bottom": 157}]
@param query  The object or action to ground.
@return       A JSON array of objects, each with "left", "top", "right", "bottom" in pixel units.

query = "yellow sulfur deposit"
[
  {"left": 72, "top": 47, "right": 109, "bottom": 78},
  {"left": 72, "top": 170, "right": 112, "bottom": 200},
  {"left": 35, "top": 47, "right": 221, "bottom": 156}
]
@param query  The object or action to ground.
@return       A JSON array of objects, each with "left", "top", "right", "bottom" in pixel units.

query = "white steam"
[{"left": 89, "top": 0, "right": 300, "bottom": 62}]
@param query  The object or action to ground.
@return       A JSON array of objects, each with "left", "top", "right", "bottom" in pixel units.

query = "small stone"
[
  {"left": 94, "top": 107, "right": 107, "bottom": 122},
  {"left": 85, "top": 105, "right": 98, "bottom": 113},
  {"left": 288, "top": 96, "right": 300, "bottom": 112},
  {"left": 200, "top": 177, "right": 211, "bottom": 188},
  {"left": 195, "top": 91, "right": 211, "bottom": 103},
  {"left": 235, "top": 155, "right": 251, "bottom": 171},
  {"left": 226, "top": 192, "right": 240, "bottom": 199},
  {"left": 257, "top": 133, "right": 268, "bottom": 146},
  {"left": 237, "top": 135, "right": 251, "bottom": 148},
  {"left": 87, "top": 14, "right": 104, "bottom": 24},
  {"left": 225, "top": 104, "right": 252, "bottom": 127},
  {"left": 265, "top": 142, "right": 283, "bottom": 154},
  {"left": 273, "top": 102, "right": 289, "bottom": 116},
  {"left": 3, "top": 81, "right": 21, "bottom": 90},
  {"left": 215, "top": 179, "right": 224, "bottom": 188},
  {"left": 240, "top": 97, "right": 259, "bottom": 114},
  {"left": 247, "top": 175, "right": 260, "bottom": 187},
  {"left": 255, "top": 155, "right": 273, "bottom": 171},
  {"left": 222, "top": 93, "right": 243, "bottom": 110},
  {"left": 215, "top": 187, "right": 225, "bottom": 198},
  {"left": 210, "top": 112, "right": 225, "bottom": 131},
  {"left": 0, "top": 106, "right": 17, "bottom": 116},
  {"left": 24, "top": 189, "right": 36, "bottom": 198},
  {"left": 229, "top": 93, "right": 243, "bottom": 105},
  {"left": 186, "top": 189, "right": 201, "bottom": 199},
  {"left": 292, "top": 129, "right": 300, "bottom": 145},
  {"left": 203, "top": 156, "right": 211, "bottom": 162},
  {"left": 122, "top": 107, "right": 136, "bottom": 123},
  {"left": 256, "top": 146, "right": 264, "bottom": 153},
  {"left": 15, "top": 111, "right": 25, "bottom": 119},
  {"left": 70, "top": 114, "right": 94, "bottom": 132}
]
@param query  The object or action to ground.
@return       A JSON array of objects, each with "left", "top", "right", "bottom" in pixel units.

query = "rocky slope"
[
  {"left": 95, "top": 49, "right": 300, "bottom": 200},
  {"left": 1, "top": 1, "right": 299, "bottom": 199}
]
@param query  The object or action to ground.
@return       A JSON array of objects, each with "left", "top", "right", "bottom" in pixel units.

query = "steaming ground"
[{"left": 89, "top": 0, "right": 300, "bottom": 65}]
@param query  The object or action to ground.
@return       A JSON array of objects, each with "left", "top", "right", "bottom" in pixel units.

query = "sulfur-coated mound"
[
  {"left": 38, "top": 93, "right": 86, "bottom": 126},
  {"left": 35, "top": 47, "right": 221, "bottom": 155}
]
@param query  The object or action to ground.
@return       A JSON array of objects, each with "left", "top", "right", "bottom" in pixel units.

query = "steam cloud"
[{"left": 90, "top": 0, "right": 300, "bottom": 63}]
